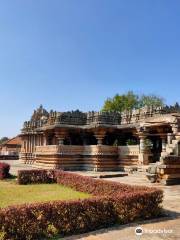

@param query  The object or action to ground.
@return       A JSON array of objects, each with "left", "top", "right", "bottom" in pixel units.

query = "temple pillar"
[
  {"left": 41, "top": 134, "right": 43, "bottom": 146},
  {"left": 139, "top": 135, "right": 146, "bottom": 153},
  {"left": 171, "top": 122, "right": 180, "bottom": 142},
  {"left": 43, "top": 132, "right": 49, "bottom": 146},
  {"left": 29, "top": 135, "right": 32, "bottom": 152},
  {"left": 22, "top": 135, "right": 28, "bottom": 153},
  {"left": 82, "top": 135, "right": 88, "bottom": 146},
  {"left": 57, "top": 137, "right": 64, "bottom": 145},
  {"left": 27, "top": 135, "right": 29, "bottom": 152},
  {"left": 171, "top": 123, "right": 179, "bottom": 136},
  {"left": 167, "top": 133, "right": 173, "bottom": 145},
  {"left": 55, "top": 129, "right": 67, "bottom": 145},
  {"left": 161, "top": 135, "right": 167, "bottom": 153},
  {"left": 31, "top": 135, "right": 33, "bottom": 152},
  {"left": 38, "top": 135, "right": 40, "bottom": 146},
  {"left": 160, "top": 134, "right": 167, "bottom": 159},
  {"left": 32, "top": 135, "right": 35, "bottom": 152},
  {"left": 137, "top": 127, "right": 151, "bottom": 165},
  {"left": 23, "top": 139, "right": 26, "bottom": 151},
  {"left": 96, "top": 135, "right": 103, "bottom": 145},
  {"left": 94, "top": 130, "right": 106, "bottom": 145}
]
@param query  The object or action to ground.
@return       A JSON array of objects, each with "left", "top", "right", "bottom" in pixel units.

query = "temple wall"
[
  {"left": 34, "top": 145, "right": 119, "bottom": 171},
  {"left": 118, "top": 145, "right": 139, "bottom": 167},
  {"left": 21, "top": 144, "right": 140, "bottom": 171}
]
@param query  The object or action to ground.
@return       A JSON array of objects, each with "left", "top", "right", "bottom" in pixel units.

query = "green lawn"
[{"left": 0, "top": 179, "right": 90, "bottom": 208}]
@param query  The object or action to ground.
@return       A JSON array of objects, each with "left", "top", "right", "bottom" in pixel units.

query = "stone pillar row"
[
  {"left": 41, "top": 129, "right": 107, "bottom": 146},
  {"left": 22, "top": 134, "right": 46, "bottom": 153}
]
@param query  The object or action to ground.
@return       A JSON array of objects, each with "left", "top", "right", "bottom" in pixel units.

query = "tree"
[
  {"left": 102, "top": 91, "right": 139, "bottom": 112},
  {"left": 138, "top": 94, "right": 164, "bottom": 108},
  {"left": 0, "top": 137, "right": 9, "bottom": 145},
  {"left": 102, "top": 91, "right": 165, "bottom": 112},
  {"left": 123, "top": 91, "right": 139, "bottom": 110}
]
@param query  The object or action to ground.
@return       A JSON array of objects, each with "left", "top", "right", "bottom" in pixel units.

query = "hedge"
[
  {"left": 55, "top": 171, "right": 163, "bottom": 220},
  {"left": 0, "top": 170, "right": 163, "bottom": 240},
  {"left": 55, "top": 170, "right": 154, "bottom": 195},
  {"left": 0, "top": 197, "right": 116, "bottom": 240},
  {"left": 17, "top": 169, "right": 55, "bottom": 184},
  {"left": 0, "top": 162, "right": 10, "bottom": 180}
]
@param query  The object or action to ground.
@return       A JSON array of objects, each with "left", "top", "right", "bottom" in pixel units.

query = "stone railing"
[
  {"left": 54, "top": 111, "right": 87, "bottom": 126},
  {"left": 86, "top": 112, "right": 121, "bottom": 125},
  {"left": 35, "top": 145, "right": 118, "bottom": 156},
  {"left": 83, "top": 145, "right": 118, "bottom": 156},
  {"left": 35, "top": 145, "right": 59, "bottom": 154},
  {"left": 118, "top": 145, "right": 139, "bottom": 156}
]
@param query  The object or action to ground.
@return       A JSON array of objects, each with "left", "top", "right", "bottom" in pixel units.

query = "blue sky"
[{"left": 0, "top": 0, "right": 180, "bottom": 138}]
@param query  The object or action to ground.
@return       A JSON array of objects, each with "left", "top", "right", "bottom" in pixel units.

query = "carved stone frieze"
[{"left": 21, "top": 104, "right": 180, "bottom": 133}]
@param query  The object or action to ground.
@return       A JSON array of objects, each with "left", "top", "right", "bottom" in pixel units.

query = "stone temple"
[{"left": 20, "top": 104, "right": 180, "bottom": 185}]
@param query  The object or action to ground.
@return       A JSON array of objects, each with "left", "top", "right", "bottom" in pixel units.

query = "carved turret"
[{"left": 31, "top": 105, "right": 49, "bottom": 121}]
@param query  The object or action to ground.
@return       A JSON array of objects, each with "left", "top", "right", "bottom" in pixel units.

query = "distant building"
[
  {"left": 20, "top": 105, "right": 180, "bottom": 184},
  {"left": 0, "top": 136, "right": 22, "bottom": 159}
]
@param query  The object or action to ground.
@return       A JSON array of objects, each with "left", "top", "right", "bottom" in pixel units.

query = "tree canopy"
[
  {"left": 102, "top": 91, "right": 165, "bottom": 112},
  {"left": 138, "top": 94, "right": 164, "bottom": 108},
  {"left": 0, "top": 137, "right": 9, "bottom": 145}
]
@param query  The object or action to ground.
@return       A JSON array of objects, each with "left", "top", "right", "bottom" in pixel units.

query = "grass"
[{"left": 0, "top": 179, "right": 90, "bottom": 208}]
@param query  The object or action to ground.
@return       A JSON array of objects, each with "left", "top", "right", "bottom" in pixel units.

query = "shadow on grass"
[
  {"left": 8, "top": 174, "right": 17, "bottom": 180},
  {"left": 0, "top": 174, "right": 17, "bottom": 183}
]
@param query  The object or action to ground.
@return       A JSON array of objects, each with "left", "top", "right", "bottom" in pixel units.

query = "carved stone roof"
[{"left": 21, "top": 104, "right": 180, "bottom": 133}]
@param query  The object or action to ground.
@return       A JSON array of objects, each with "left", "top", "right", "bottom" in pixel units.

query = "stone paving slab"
[
  {"left": 0, "top": 159, "right": 40, "bottom": 175},
  {"left": 63, "top": 217, "right": 180, "bottom": 240}
]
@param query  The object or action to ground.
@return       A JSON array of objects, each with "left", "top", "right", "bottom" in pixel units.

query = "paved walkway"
[
  {"left": 1, "top": 160, "right": 180, "bottom": 239},
  {"left": 0, "top": 159, "right": 38, "bottom": 175},
  {"left": 64, "top": 218, "right": 180, "bottom": 240}
]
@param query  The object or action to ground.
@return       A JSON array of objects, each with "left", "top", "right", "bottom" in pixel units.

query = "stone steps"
[{"left": 158, "top": 154, "right": 180, "bottom": 185}]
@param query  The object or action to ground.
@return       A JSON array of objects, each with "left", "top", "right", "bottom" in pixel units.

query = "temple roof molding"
[{"left": 21, "top": 104, "right": 180, "bottom": 133}]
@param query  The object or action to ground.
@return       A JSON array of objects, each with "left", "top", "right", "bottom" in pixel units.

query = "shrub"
[
  {"left": 55, "top": 170, "right": 163, "bottom": 221},
  {"left": 0, "top": 198, "right": 116, "bottom": 240},
  {"left": 0, "top": 170, "right": 163, "bottom": 240},
  {"left": 0, "top": 163, "right": 10, "bottom": 180},
  {"left": 55, "top": 170, "right": 156, "bottom": 196},
  {"left": 17, "top": 169, "right": 55, "bottom": 184},
  {"left": 109, "top": 190, "right": 163, "bottom": 223}
]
